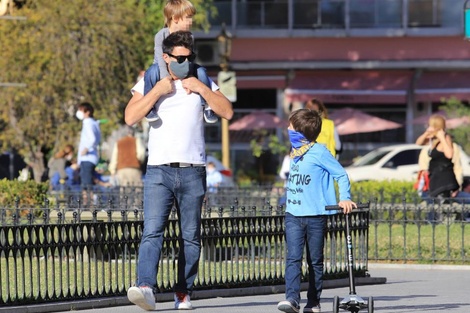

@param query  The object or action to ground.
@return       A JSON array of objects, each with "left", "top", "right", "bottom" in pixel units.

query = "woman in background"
[
  {"left": 48, "top": 144, "right": 74, "bottom": 191},
  {"left": 305, "top": 98, "right": 341, "bottom": 158},
  {"left": 415, "top": 114, "right": 459, "bottom": 202}
]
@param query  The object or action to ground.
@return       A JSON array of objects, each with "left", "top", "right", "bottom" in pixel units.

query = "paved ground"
[{"left": 6, "top": 264, "right": 470, "bottom": 313}]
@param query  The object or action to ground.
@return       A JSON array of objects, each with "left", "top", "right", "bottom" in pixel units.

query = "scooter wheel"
[
  {"left": 333, "top": 295, "right": 340, "bottom": 313},
  {"left": 367, "top": 296, "right": 374, "bottom": 313}
]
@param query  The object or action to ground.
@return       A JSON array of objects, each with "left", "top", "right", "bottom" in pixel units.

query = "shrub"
[
  {"left": 350, "top": 180, "right": 418, "bottom": 203},
  {"left": 0, "top": 179, "right": 49, "bottom": 208}
]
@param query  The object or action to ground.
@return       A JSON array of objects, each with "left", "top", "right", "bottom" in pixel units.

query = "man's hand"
[
  {"left": 156, "top": 76, "right": 174, "bottom": 95},
  {"left": 181, "top": 77, "right": 205, "bottom": 94},
  {"left": 81, "top": 148, "right": 88, "bottom": 156}
]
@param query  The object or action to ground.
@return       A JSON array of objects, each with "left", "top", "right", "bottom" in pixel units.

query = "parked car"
[{"left": 345, "top": 144, "right": 470, "bottom": 182}]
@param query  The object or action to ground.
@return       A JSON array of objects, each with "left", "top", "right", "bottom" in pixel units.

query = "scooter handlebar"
[{"left": 325, "top": 202, "right": 370, "bottom": 211}]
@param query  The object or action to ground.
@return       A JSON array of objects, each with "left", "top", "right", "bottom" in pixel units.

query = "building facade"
[{"left": 194, "top": 0, "right": 470, "bottom": 172}]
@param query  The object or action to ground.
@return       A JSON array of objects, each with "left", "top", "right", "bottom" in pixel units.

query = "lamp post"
[
  {"left": 217, "top": 23, "right": 235, "bottom": 169},
  {"left": 217, "top": 23, "right": 232, "bottom": 71},
  {"left": 465, "top": 0, "right": 470, "bottom": 40}
]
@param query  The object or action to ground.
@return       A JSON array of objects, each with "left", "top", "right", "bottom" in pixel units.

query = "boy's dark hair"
[
  {"left": 162, "top": 31, "right": 194, "bottom": 54},
  {"left": 78, "top": 102, "right": 94, "bottom": 117},
  {"left": 289, "top": 109, "right": 322, "bottom": 142}
]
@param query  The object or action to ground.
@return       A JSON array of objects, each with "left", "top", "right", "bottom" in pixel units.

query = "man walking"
[
  {"left": 124, "top": 31, "right": 233, "bottom": 311},
  {"left": 76, "top": 102, "right": 101, "bottom": 191}
]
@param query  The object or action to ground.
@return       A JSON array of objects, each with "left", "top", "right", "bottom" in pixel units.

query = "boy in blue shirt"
[{"left": 277, "top": 109, "right": 356, "bottom": 313}]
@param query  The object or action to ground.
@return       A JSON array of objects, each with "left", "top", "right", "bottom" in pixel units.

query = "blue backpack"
[{"left": 143, "top": 63, "right": 211, "bottom": 98}]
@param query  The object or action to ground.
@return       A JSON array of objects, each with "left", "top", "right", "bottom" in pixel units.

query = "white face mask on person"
[
  {"left": 169, "top": 60, "right": 192, "bottom": 79},
  {"left": 75, "top": 110, "right": 85, "bottom": 120}
]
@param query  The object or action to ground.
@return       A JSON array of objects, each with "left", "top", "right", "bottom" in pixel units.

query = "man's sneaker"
[
  {"left": 203, "top": 105, "right": 218, "bottom": 123},
  {"left": 174, "top": 292, "right": 193, "bottom": 310},
  {"left": 304, "top": 303, "right": 321, "bottom": 313},
  {"left": 277, "top": 299, "right": 300, "bottom": 313},
  {"left": 127, "top": 286, "right": 155, "bottom": 311},
  {"left": 146, "top": 108, "right": 160, "bottom": 122}
]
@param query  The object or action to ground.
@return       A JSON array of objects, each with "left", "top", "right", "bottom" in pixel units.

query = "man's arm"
[
  {"left": 181, "top": 77, "right": 234, "bottom": 120},
  {"left": 124, "top": 77, "right": 173, "bottom": 126}
]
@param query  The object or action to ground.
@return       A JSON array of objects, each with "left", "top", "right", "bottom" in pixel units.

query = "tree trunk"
[{"left": 28, "top": 150, "right": 46, "bottom": 183}]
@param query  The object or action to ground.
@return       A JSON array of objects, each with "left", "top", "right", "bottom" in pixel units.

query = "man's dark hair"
[
  {"left": 289, "top": 109, "right": 322, "bottom": 142},
  {"left": 78, "top": 102, "right": 94, "bottom": 117},
  {"left": 162, "top": 31, "right": 194, "bottom": 54}
]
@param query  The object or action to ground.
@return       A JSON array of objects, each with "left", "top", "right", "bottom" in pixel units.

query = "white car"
[{"left": 345, "top": 144, "right": 470, "bottom": 182}]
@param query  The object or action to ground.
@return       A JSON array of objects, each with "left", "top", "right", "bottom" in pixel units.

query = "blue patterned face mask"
[{"left": 288, "top": 129, "right": 315, "bottom": 163}]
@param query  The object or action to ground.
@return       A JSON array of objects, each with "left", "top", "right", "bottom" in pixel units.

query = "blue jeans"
[
  {"left": 284, "top": 213, "right": 326, "bottom": 305},
  {"left": 137, "top": 165, "right": 206, "bottom": 294},
  {"left": 79, "top": 161, "right": 95, "bottom": 188}
]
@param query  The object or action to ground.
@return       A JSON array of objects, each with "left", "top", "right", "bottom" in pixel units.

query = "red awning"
[
  {"left": 415, "top": 71, "right": 470, "bottom": 102},
  {"left": 285, "top": 70, "right": 412, "bottom": 104},
  {"left": 213, "top": 74, "right": 287, "bottom": 89}
]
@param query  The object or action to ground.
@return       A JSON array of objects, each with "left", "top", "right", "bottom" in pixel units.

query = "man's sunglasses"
[{"left": 167, "top": 53, "right": 197, "bottom": 64}]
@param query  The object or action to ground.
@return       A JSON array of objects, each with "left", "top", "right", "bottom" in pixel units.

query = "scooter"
[{"left": 325, "top": 203, "right": 374, "bottom": 313}]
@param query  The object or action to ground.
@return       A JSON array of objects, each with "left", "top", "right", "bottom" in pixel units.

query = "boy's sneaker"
[
  {"left": 127, "top": 286, "right": 155, "bottom": 311},
  {"left": 203, "top": 105, "right": 218, "bottom": 123},
  {"left": 174, "top": 292, "right": 193, "bottom": 310},
  {"left": 277, "top": 299, "right": 300, "bottom": 313},
  {"left": 146, "top": 108, "right": 160, "bottom": 122},
  {"left": 304, "top": 303, "right": 321, "bottom": 313}
]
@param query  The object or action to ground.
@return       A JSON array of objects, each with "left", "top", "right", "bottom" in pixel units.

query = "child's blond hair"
[{"left": 164, "top": 0, "right": 196, "bottom": 27}]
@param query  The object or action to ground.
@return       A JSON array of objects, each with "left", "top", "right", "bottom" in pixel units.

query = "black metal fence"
[
  {"left": 367, "top": 198, "right": 470, "bottom": 263},
  {"left": 0, "top": 187, "right": 370, "bottom": 306}
]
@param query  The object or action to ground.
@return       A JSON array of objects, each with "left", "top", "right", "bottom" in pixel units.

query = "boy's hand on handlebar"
[{"left": 338, "top": 200, "right": 357, "bottom": 214}]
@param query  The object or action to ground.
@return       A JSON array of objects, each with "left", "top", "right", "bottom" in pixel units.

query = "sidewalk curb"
[
  {"left": 368, "top": 262, "right": 470, "bottom": 271},
  {"left": 0, "top": 276, "right": 386, "bottom": 313}
]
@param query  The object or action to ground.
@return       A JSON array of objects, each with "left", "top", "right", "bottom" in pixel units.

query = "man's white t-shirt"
[{"left": 132, "top": 77, "right": 219, "bottom": 166}]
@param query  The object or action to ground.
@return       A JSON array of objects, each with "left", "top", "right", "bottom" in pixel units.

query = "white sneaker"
[
  {"left": 174, "top": 292, "right": 193, "bottom": 310},
  {"left": 127, "top": 286, "right": 155, "bottom": 311},
  {"left": 203, "top": 105, "right": 218, "bottom": 123},
  {"left": 278, "top": 300, "right": 300, "bottom": 313},
  {"left": 303, "top": 303, "right": 321, "bottom": 313}
]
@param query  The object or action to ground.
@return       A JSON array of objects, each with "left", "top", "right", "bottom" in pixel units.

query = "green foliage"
[
  {"left": 0, "top": 0, "right": 147, "bottom": 180},
  {"left": 349, "top": 180, "right": 418, "bottom": 204},
  {"left": 250, "top": 130, "right": 288, "bottom": 158},
  {"left": 439, "top": 97, "right": 470, "bottom": 154},
  {"left": 0, "top": 179, "right": 49, "bottom": 208},
  {"left": 0, "top": 0, "right": 213, "bottom": 181},
  {"left": 249, "top": 138, "right": 263, "bottom": 158}
]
